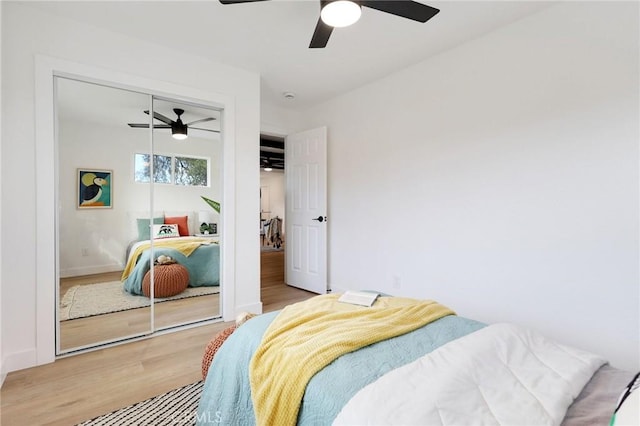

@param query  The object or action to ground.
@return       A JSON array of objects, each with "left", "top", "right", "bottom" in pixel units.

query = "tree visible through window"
[
  {"left": 175, "top": 156, "right": 208, "bottom": 186},
  {"left": 134, "top": 153, "right": 209, "bottom": 186}
]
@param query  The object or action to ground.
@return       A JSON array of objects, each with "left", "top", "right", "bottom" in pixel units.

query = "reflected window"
[
  {"left": 135, "top": 153, "right": 209, "bottom": 186},
  {"left": 175, "top": 156, "right": 208, "bottom": 186},
  {"left": 134, "top": 153, "right": 172, "bottom": 183}
]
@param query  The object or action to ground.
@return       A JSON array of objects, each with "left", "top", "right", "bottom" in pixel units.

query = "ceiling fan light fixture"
[
  {"left": 264, "top": 167, "right": 273, "bottom": 172},
  {"left": 171, "top": 108, "right": 188, "bottom": 140},
  {"left": 171, "top": 124, "right": 188, "bottom": 140},
  {"left": 172, "top": 133, "right": 188, "bottom": 140},
  {"left": 321, "top": 0, "right": 361, "bottom": 28}
]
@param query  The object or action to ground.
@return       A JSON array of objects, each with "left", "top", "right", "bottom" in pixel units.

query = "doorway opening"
[
  {"left": 259, "top": 134, "right": 308, "bottom": 307},
  {"left": 260, "top": 134, "right": 285, "bottom": 297},
  {"left": 259, "top": 126, "right": 328, "bottom": 303},
  {"left": 260, "top": 134, "right": 285, "bottom": 252}
]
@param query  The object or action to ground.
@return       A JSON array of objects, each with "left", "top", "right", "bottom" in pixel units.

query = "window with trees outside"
[{"left": 134, "top": 153, "right": 209, "bottom": 186}]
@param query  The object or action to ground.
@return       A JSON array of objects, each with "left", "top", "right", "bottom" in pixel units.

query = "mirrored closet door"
[
  {"left": 149, "top": 97, "right": 222, "bottom": 330},
  {"left": 56, "top": 78, "right": 222, "bottom": 354}
]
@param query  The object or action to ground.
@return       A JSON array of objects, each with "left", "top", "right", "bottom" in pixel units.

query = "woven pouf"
[
  {"left": 202, "top": 325, "right": 237, "bottom": 379},
  {"left": 142, "top": 263, "right": 189, "bottom": 298}
]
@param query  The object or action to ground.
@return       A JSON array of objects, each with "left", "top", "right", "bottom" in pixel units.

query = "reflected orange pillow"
[{"left": 164, "top": 215, "right": 189, "bottom": 236}]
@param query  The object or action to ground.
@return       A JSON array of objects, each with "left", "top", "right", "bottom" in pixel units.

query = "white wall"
[
  {"left": 1, "top": 3, "right": 260, "bottom": 373},
  {"left": 301, "top": 2, "right": 639, "bottom": 371},
  {"left": 261, "top": 102, "right": 304, "bottom": 137}
]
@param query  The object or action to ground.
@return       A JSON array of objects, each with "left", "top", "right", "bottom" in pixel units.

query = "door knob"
[{"left": 312, "top": 216, "right": 326, "bottom": 223}]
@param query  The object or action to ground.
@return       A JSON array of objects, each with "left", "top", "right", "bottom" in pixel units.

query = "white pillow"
[{"left": 152, "top": 224, "right": 179, "bottom": 239}]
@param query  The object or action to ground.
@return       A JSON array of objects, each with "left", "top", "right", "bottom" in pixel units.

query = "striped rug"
[{"left": 76, "top": 381, "right": 203, "bottom": 426}]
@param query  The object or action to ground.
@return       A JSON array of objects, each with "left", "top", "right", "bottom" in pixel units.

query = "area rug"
[
  {"left": 60, "top": 281, "right": 220, "bottom": 321},
  {"left": 76, "top": 381, "right": 203, "bottom": 426}
]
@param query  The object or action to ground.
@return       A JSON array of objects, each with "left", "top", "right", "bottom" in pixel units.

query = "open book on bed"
[{"left": 338, "top": 291, "right": 380, "bottom": 307}]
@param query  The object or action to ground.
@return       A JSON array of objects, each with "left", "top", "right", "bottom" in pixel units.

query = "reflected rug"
[
  {"left": 60, "top": 281, "right": 220, "bottom": 321},
  {"left": 76, "top": 381, "right": 203, "bottom": 426}
]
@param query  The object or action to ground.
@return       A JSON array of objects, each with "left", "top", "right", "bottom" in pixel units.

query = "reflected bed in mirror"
[{"left": 59, "top": 217, "right": 222, "bottom": 351}]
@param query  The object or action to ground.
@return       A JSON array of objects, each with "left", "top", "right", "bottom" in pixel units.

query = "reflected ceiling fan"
[
  {"left": 219, "top": 0, "right": 440, "bottom": 48},
  {"left": 128, "top": 108, "right": 218, "bottom": 140}
]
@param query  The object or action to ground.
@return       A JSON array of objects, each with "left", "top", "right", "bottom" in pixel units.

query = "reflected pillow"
[
  {"left": 136, "top": 216, "right": 164, "bottom": 241},
  {"left": 165, "top": 215, "right": 189, "bottom": 236},
  {"left": 152, "top": 224, "right": 179, "bottom": 239}
]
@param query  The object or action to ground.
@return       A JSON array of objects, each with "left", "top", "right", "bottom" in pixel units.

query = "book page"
[{"left": 338, "top": 291, "right": 380, "bottom": 307}]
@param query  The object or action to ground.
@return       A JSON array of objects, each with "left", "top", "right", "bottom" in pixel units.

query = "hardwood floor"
[
  {"left": 260, "top": 248, "right": 313, "bottom": 311},
  {"left": 60, "top": 294, "right": 220, "bottom": 350},
  {"left": 1, "top": 248, "right": 314, "bottom": 426}
]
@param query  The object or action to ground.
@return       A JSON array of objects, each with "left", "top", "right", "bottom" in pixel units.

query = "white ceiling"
[{"left": 28, "top": 0, "right": 554, "bottom": 110}]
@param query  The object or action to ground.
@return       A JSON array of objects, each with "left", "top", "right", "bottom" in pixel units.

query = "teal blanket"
[
  {"left": 196, "top": 311, "right": 484, "bottom": 425},
  {"left": 122, "top": 243, "right": 219, "bottom": 295}
]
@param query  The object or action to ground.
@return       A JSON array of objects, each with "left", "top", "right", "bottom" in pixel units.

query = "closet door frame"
[{"left": 35, "top": 55, "right": 236, "bottom": 364}]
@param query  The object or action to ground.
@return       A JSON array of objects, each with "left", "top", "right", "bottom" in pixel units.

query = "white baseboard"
[
  {"left": 2, "top": 348, "right": 37, "bottom": 375},
  {"left": 60, "top": 263, "right": 123, "bottom": 278},
  {"left": 234, "top": 302, "right": 263, "bottom": 319},
  {"left": 0, "top": 355, "right": 5, "bottom": 388}
]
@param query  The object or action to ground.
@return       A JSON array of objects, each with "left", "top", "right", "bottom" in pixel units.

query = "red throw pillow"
[{"left": 164, "top": 216, "right": 189, "bottom": 236}]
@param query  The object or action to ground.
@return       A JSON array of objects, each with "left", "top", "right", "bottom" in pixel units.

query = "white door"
[{"left": 285, "top": 126, "right": 328, "bottom": 294}]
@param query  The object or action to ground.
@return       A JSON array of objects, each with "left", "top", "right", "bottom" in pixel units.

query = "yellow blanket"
[
  {"left": 249, "top": 294, "right": 455, "bottom": 426},
  {"left": 120, "top": 237, "right": 215, "bottom": 280}
]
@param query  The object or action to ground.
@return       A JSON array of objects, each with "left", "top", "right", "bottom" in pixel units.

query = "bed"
[
  {"left": 121, "top": 236, "right": 220, "bottom": 296},
  {"left": 196, "top": 294, "right": 637, "bottom": 426}
]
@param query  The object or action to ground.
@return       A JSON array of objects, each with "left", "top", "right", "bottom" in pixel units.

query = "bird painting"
[{"left": 78, "top": 170, "right": 111, "bottom": 208}]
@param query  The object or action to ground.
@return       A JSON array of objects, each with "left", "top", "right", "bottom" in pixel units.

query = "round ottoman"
[
  {"left": 142, "top": 263, "right": 189, "bottom": 298},
  {"left": 202, "top": 325, "right": 237, "bottom": 379}
]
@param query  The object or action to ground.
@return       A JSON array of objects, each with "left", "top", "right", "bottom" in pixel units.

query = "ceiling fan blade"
[
  {"left": 190, "top": 127, "right": 221, "bottom": 133},
  {"left": 309, "top": 17, "right": 333, "bottom": 49},
  {"left": 186, "top": 117, "right": 216, "bottom": 126},
  {"left": 219, "top": 0, "right": 270, "bottom": 4},
  {"left": 143, "top": 110, "right": 173, "bottom": 125},
  {"left": 128, "top": 123, "right": 171, "bottom": 129},
  {"left": 361, "top": 0, "right": 439, "bottom": 23}
]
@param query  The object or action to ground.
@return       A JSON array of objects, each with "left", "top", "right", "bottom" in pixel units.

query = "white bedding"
[{"left": 334, "top": 323, "right": 606, "bottom": 426}]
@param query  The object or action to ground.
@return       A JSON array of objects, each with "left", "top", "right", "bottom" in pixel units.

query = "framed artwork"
[{"left": 77, "top": 169, "right": 112, "bottom": 209}]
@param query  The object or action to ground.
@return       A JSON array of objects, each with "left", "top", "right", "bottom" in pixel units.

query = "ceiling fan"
[
  {"left": 128, "top": 108, "right": 218, "bottom": 140},
  {"left": 219, "top": 0, "right": 440, "bottom": 48},
  {"left": 261, "top": 156, "right": 284, "bottom": 171}
]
